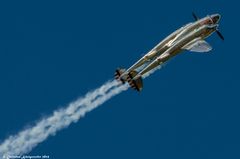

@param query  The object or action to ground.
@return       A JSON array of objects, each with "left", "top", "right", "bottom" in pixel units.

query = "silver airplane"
[{"left": 114, "top": 13, "right": 224, "bottom": 91}]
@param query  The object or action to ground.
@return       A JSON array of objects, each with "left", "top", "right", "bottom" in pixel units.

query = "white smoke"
[
  {"left": 0, "top": 64, "right": 163, "bottom": 157},
  {"left": 0, "top": 80, "right": 128, "bottom": 157}
]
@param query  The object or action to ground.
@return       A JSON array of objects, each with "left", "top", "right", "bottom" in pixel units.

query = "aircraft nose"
[{"left": 211, "top": 14, "right": 221, "bottom": 24}]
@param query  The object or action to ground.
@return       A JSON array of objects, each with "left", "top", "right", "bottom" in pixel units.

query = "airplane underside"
[{"left": 114, "top": 13, "right": 223, "bottom": 92}]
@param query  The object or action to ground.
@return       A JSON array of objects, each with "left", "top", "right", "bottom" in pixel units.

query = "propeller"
[
  {"left": 192, "top": 12, "right": 224, "bottom": 41},
  {"left": 216, "top": 30, "right": 224, "bottom": 40},
  {"left": 192, "top": 12, "right": 199, "bottom": 21}
]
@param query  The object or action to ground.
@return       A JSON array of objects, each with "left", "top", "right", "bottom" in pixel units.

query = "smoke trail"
[
  {"left": 0, "top": 64, "right": 162, "bottom": 158},
  {"left": 0, "top": 80, "right": 128, "bottom": 157}
]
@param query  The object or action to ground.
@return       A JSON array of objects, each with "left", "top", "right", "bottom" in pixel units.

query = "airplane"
[{"left": 114, "top": 13, "right": 224, "bottom": 91}]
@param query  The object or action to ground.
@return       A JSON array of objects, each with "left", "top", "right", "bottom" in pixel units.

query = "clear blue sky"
[{"left": 0, "top": 1, "right": 239, "bottom": 159}]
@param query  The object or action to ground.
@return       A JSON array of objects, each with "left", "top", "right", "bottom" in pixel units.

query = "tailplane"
[
  {"left": 114, "top": 68, "right": 126, "bottom": 84},
  {"left": 127, "top": 70, "right": 143, "bottom": 92}
]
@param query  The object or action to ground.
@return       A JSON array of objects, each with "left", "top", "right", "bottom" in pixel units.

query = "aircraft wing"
[{"left": 182, "top": 38, "right": 212, "bottom": 52}]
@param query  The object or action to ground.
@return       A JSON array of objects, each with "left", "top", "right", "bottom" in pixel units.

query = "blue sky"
[{"left": 0, "top": 0, "right": 239, "bottom": 159}]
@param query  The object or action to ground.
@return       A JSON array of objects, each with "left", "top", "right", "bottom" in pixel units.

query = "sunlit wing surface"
[{"left": 183, "top": 38, "right": 212, "bottom": 52}]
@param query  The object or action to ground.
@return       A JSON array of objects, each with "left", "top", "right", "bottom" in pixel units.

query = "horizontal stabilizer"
[
  {"left": 114, "top": 68, "right": 126, "bottom": 83},
  {"left": 127, "top": 70, "right": 143, "bottom": 92}
]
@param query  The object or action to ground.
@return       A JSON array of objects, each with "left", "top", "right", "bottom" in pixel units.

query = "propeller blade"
[
  {"left": 192, "top": 12, "right": 199, "bottom": 21},
  {"left": 216, "top": 30, "right": 224, "bottom": 40}
]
